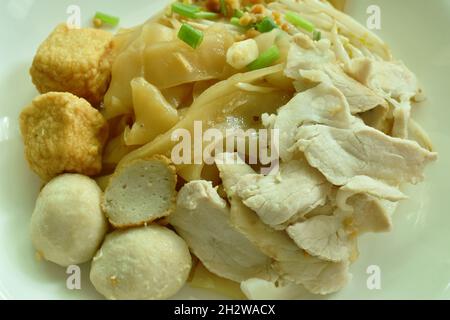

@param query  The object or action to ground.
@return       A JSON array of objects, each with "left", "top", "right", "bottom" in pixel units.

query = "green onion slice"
[
  {"left": 247, "top": 45, "right": 280, "bottom": 70},
  {"left": 195, "top": 11, "right": 219, "bottom": 19},
  {"left": 233, "top": 9, "right": 244, "bottom": 18},
  {"left": 172, "top": 2, "right": 219, "bottom": 20},
  {"left": 285, "top": 11, "right": 315, "bottom": 32},
  {"left": 230, "top": 17, "right": 242, "bottom": 27},
  {"left": 181, "top": 3, "right": 200, "bottom": 11},
  {"left": 256, "top": 17, "right": 278, "bottom": 33},
  {"left": 94, "top": 12, "right": 120, "bottom": 27},
  {"left": 230, "top": 17, "right": 252, "bottom": 30},
  {"left": 313, "top": 30, "right": 321, "bottom": 41},
  {"left": 178, "top": 23, "right": 204, "bottom": 49},
  {"left": 219, "top": 0, "right": 228, "bottom": 16},
  {"left": 171, "top": 2, "right": 201, "bottom": 19}
]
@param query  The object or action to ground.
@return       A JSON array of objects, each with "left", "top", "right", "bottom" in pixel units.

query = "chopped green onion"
[
  {"left": 171, "top": 2, "right": 201, "bottom": 19},
  {"left": 178, "top": 23, "right": 204, "bottom": 49},
  {"left": 195, "top": 11, "right": 219, "bottom": 19},
  {"left": 230, "top": 17, "right": 252, "bottom": 30},
  {"left": 247, "top": 45, "right": 280, "bottom": 71},
  {"left": 219, "top": 0, "right": 228, "bottom": 16},
  {"left": 180, "top": 3, "right": 201, "bottom": 11},
  {"left": 230, "top": 17, "right": 242, "bottom": 27},
  {"left": 172, "top": 2, "right": 219, "bottom": 20},
  {"left": 313, "top": 30, "right": 321, "bottom": 41},
  {"left": 285, "top": 11, "right": 315, "bottom": 33},
  {"left": 233, "top": 9, "right": 244, "bottom": 18},
  {"left": 94, "top": 12, "right": 120, "bottom": 27},
  {"left": 256, "top": 17, "right": 278, "bottom": 33}
]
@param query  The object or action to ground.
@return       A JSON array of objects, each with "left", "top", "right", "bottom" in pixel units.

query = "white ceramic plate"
[{"left": 0, "top": 0, "right": 449, "bottom": 300}]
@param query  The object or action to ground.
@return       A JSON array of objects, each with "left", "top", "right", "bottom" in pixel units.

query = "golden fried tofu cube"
[
  {"left": 19, "top": 92, "right": 108, "bottom": 181},
  {"left": 30, "top": 24, "right": 115, "bottom": 106}
]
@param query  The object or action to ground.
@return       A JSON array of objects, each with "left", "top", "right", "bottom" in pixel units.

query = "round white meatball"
[
  {"left": 31, "top": 174, "right": 108, "bottom": 266},
  {"left": 90, "top": 225, "right": 192, "bottom": 300}
]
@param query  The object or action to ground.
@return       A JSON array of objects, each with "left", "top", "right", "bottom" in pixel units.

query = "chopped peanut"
[
  {"left": 93, "top": 18, "right": 103, "bottom": 28},
  {"left": 226, "top": 0, "right": 241, "bottom": 10},
  {"left": 234, "top": 34, "right": 247, "bottom": 41},
  {"left": 245, "top": 28, "right": 261, "bottom": 38},
  {"left": 251, "top": 4, "right": 264, "bottom": 14},
  {"left": 272, "top": 11, "right": 281, "bottom": 20},
  {"left": 239, "top": 12, "right": 256, "bottom": 26},
  {"left": 254, "top": 13, "right": 266, "bottom": 22}
]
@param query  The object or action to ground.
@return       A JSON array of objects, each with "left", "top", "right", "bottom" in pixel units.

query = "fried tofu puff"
[
  {"left": 20, "top": 92, "right": 108, "bottom": 181},
  {"left": 30, "top": 24, "right": 115, "bottom": 106}
]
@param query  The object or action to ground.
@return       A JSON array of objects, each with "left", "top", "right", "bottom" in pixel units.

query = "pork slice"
[{"left": 295, "top": 124, "right": 437, "bottom": 186}]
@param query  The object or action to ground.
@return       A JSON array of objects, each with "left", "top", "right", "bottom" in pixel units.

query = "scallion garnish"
[
  {"left": 172, "top": 2, "right": 219, "bottom": 20},
  {"left": 171, "top": 2, "right": 201, "bottom": 19},
  {"left": 233, "top": 9, "right": 244, "bottom": 18},
  {"left": 94, "top": 12, "right": 120, "bottom": 27},
  {"left": 219, "top": 0, "right": 228, "bottom": 16},
  {"left": 230, "top": 17, "right": 242, "bottom": 27},
  {"left": 195, "top": 11, "right": 219, "bottom": 19},
  {"left": 247, "top": 45, "right": 280, "bottom": 70},
  {"left": 256, "top": 17, "right": 278, "bottom": 33},
  {"left": 313, "top": 30, "right": 321, "bottom": 41},
  {"left": 285, "top": 11, "right": 315, "bottom": 33},
  {"left": 230, "top": 17, "right": 252, "bottom": 30},
  {"left": 178, "top": 23, "right": 204, "bottom": 49},
  {"left": 181, "top": 3, "right": 200, "bottom": 11}
]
